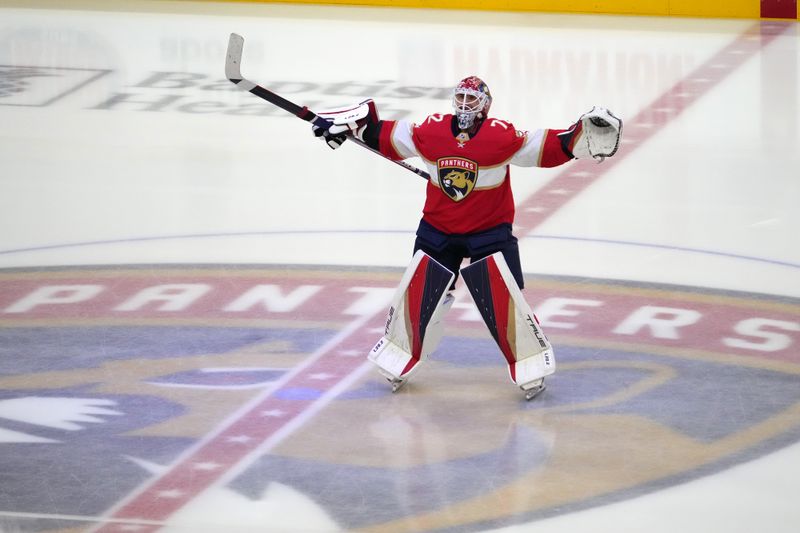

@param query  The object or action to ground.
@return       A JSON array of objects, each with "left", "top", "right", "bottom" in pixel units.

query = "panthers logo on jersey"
[{"left": 437, "top": 157, "right": 478, "bottom": 202}]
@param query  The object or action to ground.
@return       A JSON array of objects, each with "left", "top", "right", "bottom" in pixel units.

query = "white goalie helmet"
[{"left": 452, "top": 76, "right": 492, "bottom": 130}]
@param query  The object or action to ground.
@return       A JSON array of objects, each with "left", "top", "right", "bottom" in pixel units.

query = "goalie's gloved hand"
[
  {"left": 317, "top": 99, "right": 379, "bottom": 143},
  {"left": 312, "top": 124, "right": 347, "bottom": 150},
  {"left": 571, "top": 107, "right": 623, "bottom": 162}
]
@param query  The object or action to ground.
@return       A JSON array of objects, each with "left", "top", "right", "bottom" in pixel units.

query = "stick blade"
[{"left": 225, "top": 33, "right": 244, "bottom": 81}]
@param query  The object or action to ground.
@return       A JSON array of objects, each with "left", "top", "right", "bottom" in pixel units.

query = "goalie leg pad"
[
  {"left": 460, "top": 253, "right": 555, "bottom": 387},
  {"left": 368, "top": 251, "right": 455, "bottom": 381}
]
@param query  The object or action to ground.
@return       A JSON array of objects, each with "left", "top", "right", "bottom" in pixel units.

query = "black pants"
[{"left": 413, "top": 219, "right": 525, "bottom": 289}]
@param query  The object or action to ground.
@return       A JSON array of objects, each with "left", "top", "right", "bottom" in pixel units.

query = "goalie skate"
[
  {"left": 370, "top": 361, "right": 408, "bottom": 393},
  {"left": 521, "top": 378, "right": 546, "bottom": 401},
  {"left": 390, "top": 377, "right": 407, "bottom": 393}
]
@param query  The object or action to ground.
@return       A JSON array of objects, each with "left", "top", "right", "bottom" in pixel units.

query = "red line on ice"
[{"left": 515, "top": 21, "right": 793, "bottom": 234}]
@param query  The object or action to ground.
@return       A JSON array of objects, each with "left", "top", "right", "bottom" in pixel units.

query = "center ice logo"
[
  {"left": 437, "top": 157, "right": 478, "bottom": 201},
  {"left": 1, "top": 265, "right": 799, "bottom": 532}
]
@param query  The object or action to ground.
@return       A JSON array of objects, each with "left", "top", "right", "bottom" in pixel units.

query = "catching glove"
[{"left": 569, "top": 107, "right": 623, "bottom": 162}]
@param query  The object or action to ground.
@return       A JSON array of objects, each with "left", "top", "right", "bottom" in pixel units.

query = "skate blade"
[
  {"left": 389, "top": 378, "right": 406, "bottom": 393},
  {"left": 523, "top": 383, "right": 546, "bottom": 401}
]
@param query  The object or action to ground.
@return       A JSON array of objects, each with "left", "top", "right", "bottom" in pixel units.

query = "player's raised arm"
[
  {"left": 307, "top": 98, "right": 430, "bottom": 179},
  {"left": 561, "top": 107, "right": 623, "bottom": 162},
  {"left": 511, "top": 107, "right": 623, "bottom": 168},
  {"left": 310, "top": 99, "right": 421, "bottom": 163},
  {"left": 310, "top": 98, "right": 380, "bottom": 150}
]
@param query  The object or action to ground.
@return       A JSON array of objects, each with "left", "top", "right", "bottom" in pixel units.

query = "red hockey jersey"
[{"left": 378, "top": 114, "right": 573, "bottom": 234}]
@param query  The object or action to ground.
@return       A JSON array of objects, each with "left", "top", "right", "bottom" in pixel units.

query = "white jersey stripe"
[
  {"left": 510, "top": 129, "right": 547, "bottom": 167},
  {"left": 389, "top": 120, "right": 418, "bottom": 160}
]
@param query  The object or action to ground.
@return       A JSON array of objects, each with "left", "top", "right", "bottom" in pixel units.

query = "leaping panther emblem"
[{"left": 437, "top": 157, "right": 478, "bottom": 202}]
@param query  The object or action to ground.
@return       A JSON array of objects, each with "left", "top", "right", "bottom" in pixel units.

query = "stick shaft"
[{"left": 226, "top": 33, "right": 430, "bottom": 180}]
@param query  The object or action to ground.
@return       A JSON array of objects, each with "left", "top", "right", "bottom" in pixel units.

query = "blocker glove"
[
  {"left": 312, "top": 123, "right": 347, "bottom": 150},
  {"left": 314, "top": 99, "right": 380, "bottom": 146}
]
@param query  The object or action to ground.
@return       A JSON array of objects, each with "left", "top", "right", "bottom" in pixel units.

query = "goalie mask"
[{"left": 452, "top": 76, "right": 492, "bottom": 131}]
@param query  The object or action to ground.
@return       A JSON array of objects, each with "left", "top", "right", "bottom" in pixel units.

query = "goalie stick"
[{"left": 225, "top": 33, "right": 430, "bottom": 181}]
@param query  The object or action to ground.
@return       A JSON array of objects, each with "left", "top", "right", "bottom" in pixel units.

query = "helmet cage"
[{"left": 452, "top": 85, "right": 491, "bottom": 130}]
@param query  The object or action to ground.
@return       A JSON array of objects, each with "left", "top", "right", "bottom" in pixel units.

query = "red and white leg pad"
[
  {"left": 368, "top": 251, "right": 455, "bottom": 383},
  {"left": 460, "top": 252, "right": 555, "bottom": 389}
]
